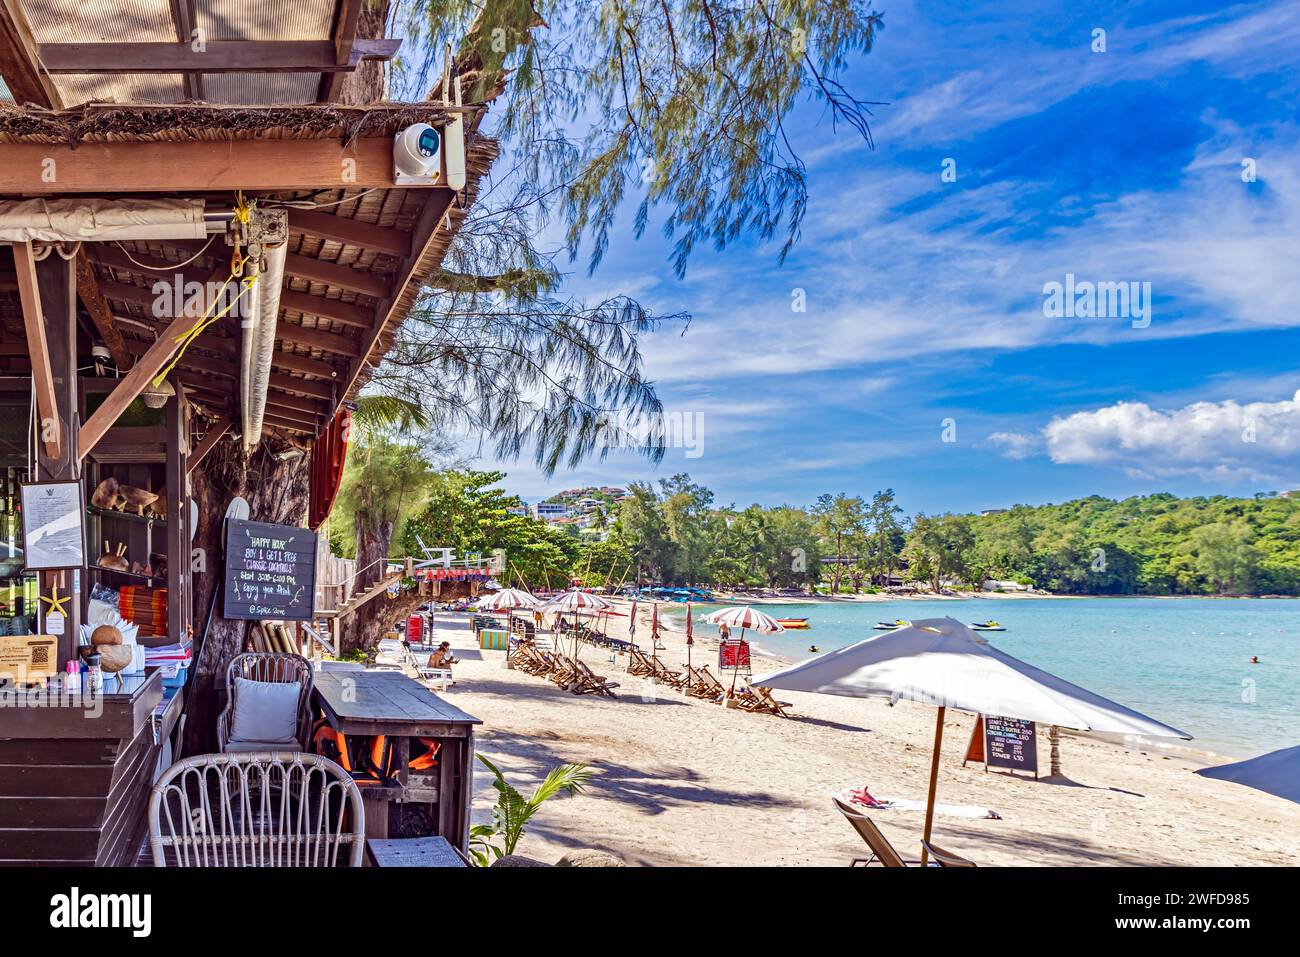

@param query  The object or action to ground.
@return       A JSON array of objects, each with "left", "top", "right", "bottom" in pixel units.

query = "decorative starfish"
[{"left": 40, "top": 585, "right": 70, "bottom": 619}]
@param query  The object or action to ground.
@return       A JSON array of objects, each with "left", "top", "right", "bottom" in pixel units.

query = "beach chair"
[
  {"left": 690, "top": 666, "right": 726, "bottom": 701},
  {"left": 921, "top": 840, "right": 977, "bottom": 867},
  {"left": 739, "top": 684, "right": 793, "bottom": 717},
  {"left": 571, "top": 660, "right": 620, "bottom": 697},
  {"left": 832, "top": 797, "right": 918, "bottom": 867},
  {"left": 627, "top": 646, "right": 656, "bottom": 677},
  {"left": 651, "top": 657, "right": 687, "bottom": 689}
]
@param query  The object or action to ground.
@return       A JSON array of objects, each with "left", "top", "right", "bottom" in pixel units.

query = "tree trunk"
[
  {"left": 184, "top": 436, "right": 310, "bottom": 757},
  {"left": 342, "top": 506, "right": 399, "bottom": 657}
]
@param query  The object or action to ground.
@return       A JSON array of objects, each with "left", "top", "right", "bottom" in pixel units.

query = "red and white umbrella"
[
  {"left": 475, "top": 587, "right": 540, "bottom": 611},
  {"left": 543, "top": 590, "right": 614, "bottom": 656},
  {"left": 474, "top": 587, "right": 540, "bottom": 644},
  {"left": 702, "top": 606, "right": 785, "bottom": 696},
  {"left": 702, "top": 606, "right": 786, "bottom": 633}
]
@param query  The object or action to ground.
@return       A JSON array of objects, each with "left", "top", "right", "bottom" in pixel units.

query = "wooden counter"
[
  {"left": 0, "top": 671, "right": 178, "bottom": 865},
  {"left": 312, "top": 670, "right": 480, "bottom": 851}
]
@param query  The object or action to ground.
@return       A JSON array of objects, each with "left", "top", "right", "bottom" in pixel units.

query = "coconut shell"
[
  {"left": 91, "top": 624, "right": 123, "bottom": 646},
  {"left": 96, "top": 643, "right": 133, "bottom": 672},
  {"left": 90, "top": 476, "right": 122, "bottom": 510}
]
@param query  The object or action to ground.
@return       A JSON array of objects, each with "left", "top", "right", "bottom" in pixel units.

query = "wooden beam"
[
  {"left": 0, "top": 0, "right": 60, "bottom": 107},
  {"left": 78, "top": 265, "right": 228, "bottom": 458},
  {"left": 320, "top": 0, "right": 364, "bottom": 102},
  {"left": 289, "top": 208, "right": 413, "bottom": 258},
  {"left": 186, "top": 414, "right": 230, "bottom": 474},
  {"left": 37, "top": 38, "right": 401, "bottom": 74},
  {"left": 78, "top": 309, "right": 196, "bottom": 459},
  {"left": 340, "top": 189, "right": 457, "bottom": 404},
  {"left": 279, "top": 288, "right": 374, "bottom": 329},
  {"left": 274, "top": 322, "right": 361, "bottom": 358},
  {"left": 76, "top": 250, "right": 133, "bottom": 372},
  {"left": 284, "top": 252, "right": 391, "bottom": 298},
  {"left": 167, "top": 0, "right": 202, "bottom": 101},
  {"left": 12, "top": 242, "right": 59, "bottom": 457},
  {"left": 89, "top": 244, "right": 392, "bottom": 300},
  {"left": 0, "top": 139, "right": 436, "bottom": 194}
]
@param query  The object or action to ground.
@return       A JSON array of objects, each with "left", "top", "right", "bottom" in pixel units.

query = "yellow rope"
[{"left": 152, "top": 192, "right": 260, "bottom": 388}]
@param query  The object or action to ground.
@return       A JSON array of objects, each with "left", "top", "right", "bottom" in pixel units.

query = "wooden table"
[
  {"left": 312, "top": 670, "right": 481, "bottom": 851},
  {"left": 368, "top": 834, "right": 468, "bottom": 867}
]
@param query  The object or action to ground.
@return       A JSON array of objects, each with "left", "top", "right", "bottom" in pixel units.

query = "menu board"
[
  {"left": 222, "top": 519, "right": 316, "bottom": 621},
  {"left": 718, "top": 639, "right": 751, "bottom": 673},
  {"left": 984, "top": 714, "right": 1038, "bottom": 775}
]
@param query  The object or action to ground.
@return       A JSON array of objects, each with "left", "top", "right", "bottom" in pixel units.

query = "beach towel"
[{"left": 839, "top": 787, "right": 1002, "bottom": 820}]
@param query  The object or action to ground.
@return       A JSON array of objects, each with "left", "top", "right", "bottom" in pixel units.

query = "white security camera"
[{"left": 393, "top": 123, "right": 442, "bottom": 186}]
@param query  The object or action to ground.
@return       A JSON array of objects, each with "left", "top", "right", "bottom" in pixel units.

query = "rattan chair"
[
  {"left": 149, "top": 751, "right": 365, "bottom": 867},
  {"left": 217, "top": 652, "right": 314, "bottom": 753}
]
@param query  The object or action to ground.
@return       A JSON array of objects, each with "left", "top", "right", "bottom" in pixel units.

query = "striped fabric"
[
  {"left": 701, "top": 606, "right": 786, "bottom": 633},
  {"left": 541, "top": 590, "right": 615, "bottom": 613},
  {"left": 476, "top": 588, "right": 540, "bottom": 610}
]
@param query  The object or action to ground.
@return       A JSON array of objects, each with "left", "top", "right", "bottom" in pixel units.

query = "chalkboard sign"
[
  {"left": 984, "top": 714, "right": 1038, "bottom": 775},
  {"left": 223, "top": 519, "right": 316, "bottom": 621}
]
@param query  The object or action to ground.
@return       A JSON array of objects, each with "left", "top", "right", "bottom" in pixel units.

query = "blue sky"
[{"left": 474, "top": 0, "right": 1300, "bottom": 515}]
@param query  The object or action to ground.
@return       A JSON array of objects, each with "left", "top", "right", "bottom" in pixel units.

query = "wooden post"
[
  {"left": 1049, "top": 725, "right": 1061, "bottom": 777},
  {"left": 921, "top": 706, "right": 946, "bottom": 867},
  {"left": 31, "top": 251, "right": 82, "bottom": 670}
]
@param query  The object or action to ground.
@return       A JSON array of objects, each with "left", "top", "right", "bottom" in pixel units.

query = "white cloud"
[
  {"left": 988, "top": 431, "right": 1040, "bottom": 460},
  {"left": 1041, "top": 390, "right": 1300, "bottom": 481}
]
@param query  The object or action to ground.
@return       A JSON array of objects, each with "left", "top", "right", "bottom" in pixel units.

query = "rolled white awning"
[{"left": 0, "top": 198, "right": 206, "bottom": 242}]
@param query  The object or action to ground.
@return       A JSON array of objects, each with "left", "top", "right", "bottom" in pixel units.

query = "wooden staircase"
[{"left": 317, "top": 569, "right": 404, "bottom": 619}]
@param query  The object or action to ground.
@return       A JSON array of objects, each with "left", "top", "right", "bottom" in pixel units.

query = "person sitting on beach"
[{"left": 426, "top": 642, "right": 459, "bottom": 670}]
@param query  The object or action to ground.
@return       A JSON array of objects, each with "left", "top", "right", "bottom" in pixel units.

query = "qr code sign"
[{"left": 31, "top": 645, "right": 50, "bottom": 665}]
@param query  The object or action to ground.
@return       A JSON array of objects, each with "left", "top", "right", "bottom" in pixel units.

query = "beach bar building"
[{"left": 0, "top": 0, "right": 487, "bottom": 865}]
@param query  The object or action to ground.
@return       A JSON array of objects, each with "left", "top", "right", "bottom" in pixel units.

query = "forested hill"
[{"left": 968, "top": 492, "right": 1300, "bottom": 595}]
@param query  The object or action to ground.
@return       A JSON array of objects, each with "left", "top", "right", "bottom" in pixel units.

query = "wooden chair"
[
  {"left": 651, "top": 657, "right": 687, "bottom": 689},
  {"left": 627, "top": 646, "right": 657, "bottom": 677},
  {"left": 571, "top": 660, "right": 620, "bottom": 697},
  {"left": 739, "top": 684, "right": 793, "bottom": 717},
  {"left": 690, "top": 665, "right": 726, "bottom": 700},
  {"left": 149, "top": 752, "right": 365, "bottom": 867},
  {"left": 832, "top": 797, "right": 919, "bottom": 867},
  {"left": 922, "top": 840, "right": 977, "bottom": 867},
  {"left": 218, "top": 652, "right": 314, "bottom": 753}
]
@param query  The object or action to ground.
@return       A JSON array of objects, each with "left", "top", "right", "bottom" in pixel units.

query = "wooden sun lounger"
[
  {"left": 651, "top": 657, "right": 687, "bottom": 689},
  {"left": 627, "top": 646, "right": 657, "bottom": 677},
  {"left": 738, "top": 684, "right": 792, "bottom": 717},
  {"left": 690, "top": 665, "right": 727, "bottom": 700},
  {"left": 570, "top": 660, "right": 620, "bottom": 697}
]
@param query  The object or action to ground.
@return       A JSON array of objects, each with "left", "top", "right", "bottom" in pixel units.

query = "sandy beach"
[{"left": 427, "top": 600, "right": 1300, "bottom": 866}]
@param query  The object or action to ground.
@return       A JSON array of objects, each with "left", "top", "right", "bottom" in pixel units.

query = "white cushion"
[{"left": 230, "top": 677, "right": 300, "bottom": 745}]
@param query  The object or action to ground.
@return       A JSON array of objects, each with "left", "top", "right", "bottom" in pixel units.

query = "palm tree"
[{"left": 469, "top": 755, "right": 593, "bottom": 865}]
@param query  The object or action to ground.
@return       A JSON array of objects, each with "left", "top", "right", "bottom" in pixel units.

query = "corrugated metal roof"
[{"left": 17, "top": 0, "right": 342, "bottom": 106}]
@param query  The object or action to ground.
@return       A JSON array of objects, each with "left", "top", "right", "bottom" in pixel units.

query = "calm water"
[{"left": 665, "top": 598, "right": 1300, "bottom": 757}]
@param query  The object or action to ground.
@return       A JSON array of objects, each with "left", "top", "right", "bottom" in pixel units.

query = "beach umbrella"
[
  {"left": 702, "top": 605, "right": 786, "bottom": 696},
  {"left": 474, "top": 587, "right": 540, "bottom": 643},
  {"left": 651, "top": 603, "right": 660, "bottom": 670},
  {"left": 1195, "top": 745, "right": 1300, "bottom": 804},
  {"left": 751, "top": 617, "right": 1189, "bottom": 864},
  {"left": 543, "top": 589, "right": 614, "bottom": 657},
  {"left": 628, "top": 599, "right": 637, "bottom": 644}
]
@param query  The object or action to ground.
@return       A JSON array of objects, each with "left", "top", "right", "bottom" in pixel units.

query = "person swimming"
[
  {"left": 1250, "top": 655, "right": 1260, "bottom": 664},
  {"left": 808, "top": 644, "right": 820, "bottom": 653}
]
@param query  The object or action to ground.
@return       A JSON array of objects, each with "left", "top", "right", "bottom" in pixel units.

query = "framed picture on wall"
[{"left": 20, "top": 480, "right": 85, "bottom": 571}]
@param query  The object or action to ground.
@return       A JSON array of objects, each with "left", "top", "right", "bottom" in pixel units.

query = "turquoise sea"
[{"left": 665, "top": 597, "right": 1299, "bottom": 758}]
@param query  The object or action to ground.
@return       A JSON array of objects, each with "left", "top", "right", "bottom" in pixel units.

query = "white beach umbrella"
[
  {"left": 751, "top": 617, "right": 1189, "bottom": 862},
  {"left": 1195, "top": 745, "right": 1300, "bottom": 804}
]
